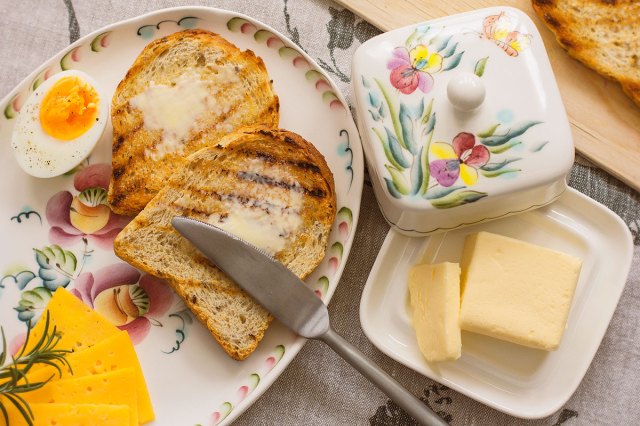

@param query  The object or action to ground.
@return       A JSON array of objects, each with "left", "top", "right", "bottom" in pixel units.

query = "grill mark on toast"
[
  {"left": 113, "top": 122, "right": 143, "bottom": 154},
  {"left": 238, "top": 149, "right": 322, "bottom": 174},
  {"left": 110, "top": 192, "right": 126, "bottom": 207},
  {"left": 113, "top": 166, "right": 125, "bottom": 180},
  {"left": 174, "top": 186, "right": 297, "bottom": 217},
  {"left": 236, "top": 171, "right": 302, "bottom": 193},
  {"left": 113, "top": 135, "right": 125, "bottom": 153},
  {"left": 235, "top": 169, "right": 327, "bottom": 199},
  {"left": 283, "top": 136, "right": 297, "bottom": 145}
]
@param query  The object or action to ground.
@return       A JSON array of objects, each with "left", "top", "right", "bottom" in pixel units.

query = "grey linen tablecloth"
[{"left": 1, "top": 1, "right": 638, "bottom": 425}]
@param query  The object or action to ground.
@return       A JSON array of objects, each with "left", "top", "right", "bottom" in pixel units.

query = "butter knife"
[{"left": 172, "top": 216, "right": 447, "bottom": 426}]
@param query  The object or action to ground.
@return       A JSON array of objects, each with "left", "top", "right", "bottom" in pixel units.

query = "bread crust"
[
  {"left": 532, "top": 0, "right": 640, "bottom": 106},
  {"left": 108, "top": 29, "right": 279, "bottom": 216},
  {"left": 114, "top": 127, "right": 336, "bottom": 360}
]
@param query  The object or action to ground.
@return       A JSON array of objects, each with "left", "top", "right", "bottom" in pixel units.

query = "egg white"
[{"left": 11, "top": 70, "right": 109, "bottom": 178}]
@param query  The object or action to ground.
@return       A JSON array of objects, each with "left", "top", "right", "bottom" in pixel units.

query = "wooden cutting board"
[{"left": 336, "top": 0, "right": 640, "bottom": 192}]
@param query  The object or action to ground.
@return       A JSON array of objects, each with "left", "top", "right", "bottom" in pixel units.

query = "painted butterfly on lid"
[{"left": 481, "top": 12, "right": 532, "bottom": 57}]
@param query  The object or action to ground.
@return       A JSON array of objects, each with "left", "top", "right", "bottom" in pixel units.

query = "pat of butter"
[
  {"left": 460, "top": 232, "right": 582, "bottom": 351},
  {"left": 203, "top": 166, "right": 304, "bottom": 255},
  {"left": 130, "top": 68, "right": 239, "bottom": 159},
  {"left": 408, "top": 262, "right": 461, "bottom": 362}
]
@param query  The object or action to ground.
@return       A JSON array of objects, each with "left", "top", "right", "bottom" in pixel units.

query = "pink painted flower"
[
  {"left": 387, "top": 45, "right": 443, "bottom": 94},
  {"left": 429, "top": 132, "right": 490, "bottom": 187},
  {"left": 71, "top": 263, "right": 174, "bottom": 344},
  {"left": 46, "top": 163, "right": 130, "bottom": 250}
]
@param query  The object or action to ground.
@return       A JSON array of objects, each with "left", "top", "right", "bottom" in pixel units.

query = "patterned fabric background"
[{"left": 0, "top": 1, "right": 638, "bottom": 425}]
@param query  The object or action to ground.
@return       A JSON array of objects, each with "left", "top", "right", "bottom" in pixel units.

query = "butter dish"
[
  {"left": 352, "top": 7, "right": 573, "bottom": 236},
  {"left": 360, "top": 188, "right": 633, "bottom": 418}
]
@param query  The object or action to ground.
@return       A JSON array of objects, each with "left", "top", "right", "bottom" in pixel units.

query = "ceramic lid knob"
[{"left": 447, "top": 72, "right": 486, "bottom": 111}]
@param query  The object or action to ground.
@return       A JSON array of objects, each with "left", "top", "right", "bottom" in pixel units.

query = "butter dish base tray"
[{"left": 360, "top": 188, "right": 632, "bottom": 418}]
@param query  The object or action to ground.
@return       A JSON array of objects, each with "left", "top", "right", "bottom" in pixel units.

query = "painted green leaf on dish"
[
  {"left": 385, "top": 127, "right": 410, "bottom": 168},
  {"left": 480, "top": 168, "right": 521, "bottom": 178},
  {"left": 443, "top": 51, "right": 464, "bottom": 71},
  {"left": 531, "top": 141, "right": 549, "bottom": 152},
  {"left": 425, "top": 185, "right": 465, "bottom": 200},
  {"left": 429, "top": 189, "right": 487, "bottom": 209},
  {"left": 488, "top": 140, "right": 522, "bottom": 154},
  {"left": 375, "top": 79, "right": 404, "bottom": 149},
  {"left": 227, "top": 17, "right": 249, "bottom": 32},
  {"left": 399, "top": 104, "right": 417, "bottom": 155},
  {"left": 384, "top": 178, "right": 403, "bottom": 199},
  {"left": 15, "top": 287, "right": 53, "bottom": 322},
  {"left": 4, "top": 101, "right": 16, "bottom": 119},
  {"left": 406, "top": 25, "right": 430, "bottom": 48},
  {"left": 410, "top": 147, "right": 424, "bottom": 195},
  {"left": 481, "top": 121, "right": 542, "bottom": 146},
  {"left": 385, "top": 165, "right": 411, "bottom": 195},
  {"left": 434, "top": 35, "right": 453, "bottom": 52},
  {"left": 374, "top": 128, "right": 404, "bottom": 170},
  {"left": 419, "top": 141, "right": 431, "bottom": 196},
  {"left": 90, "top": 31, "right": 111, "bottom": 52},
  {"left": 477, "top": 123, "right": 500, "bottom": 138},
  {"left": 420, "top": 98, "right": 434, "bottom": 124},
  {"left": 441, "top": 41, "right": 459, "bottom": 59},
  {"left": 474, "top": 57, "right": 489, "bottom": 77},
  {"left": 422, "top": 112, "right": 436, "bottom": 136},
  {"left": 34, "top": 245, "right": 77, "bottom": 290},
  {"left": 481, "top": 158, "right": 522, "bottom": 172},
  {"left": 1, "top": 270, "right": 36, "bottom": 290}
]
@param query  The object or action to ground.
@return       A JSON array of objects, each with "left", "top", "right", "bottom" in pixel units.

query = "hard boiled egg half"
[{"left": 11, "top": 70, "right": 108, "bottom": 178}]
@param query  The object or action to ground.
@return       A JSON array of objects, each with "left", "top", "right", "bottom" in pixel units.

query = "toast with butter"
[
  {"left": 532, "top": 0, "right": 640, "bottom": 107},
  {"left": 108, "top": 29, "right": 279, "bottom": 216},
  {"left": 113, "top": 127, "right": 336, "bottom": 360}
]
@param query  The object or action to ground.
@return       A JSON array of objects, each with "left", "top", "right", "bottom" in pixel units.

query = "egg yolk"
[{"left": 40, "top": 76, "right": 99, "bottom": 141}]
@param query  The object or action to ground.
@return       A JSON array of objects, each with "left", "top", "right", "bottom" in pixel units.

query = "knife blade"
[
  {"left": 172, "top": 216, "right": 447, "bottom": 426},
  {"left": 171, "top": 215, "right": 328, "bottom": 339}
]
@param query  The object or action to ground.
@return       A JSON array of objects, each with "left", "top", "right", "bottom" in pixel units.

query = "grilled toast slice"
[
  {"left": 108, "top": 29, "right": 279, "bottom": 216},
  {"left": 532, "top": 0, "right": 640, "bottom": 107},
  {"left": 113, "top": 127, "right": 336, "bottom": 360}
]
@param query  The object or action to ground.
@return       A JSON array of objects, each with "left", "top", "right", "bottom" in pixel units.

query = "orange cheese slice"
[
  {"left": 23, "top": 288, "right": 119, "bottom": 355},
  {"left": 25, "top": 331, "right": 154, "bottom": 424},
  {"left": 5, "top": 403, "right": 130, "bottom": 426},
  {"left": 22, "top": 368, "right": 138, "bottom": 426}
]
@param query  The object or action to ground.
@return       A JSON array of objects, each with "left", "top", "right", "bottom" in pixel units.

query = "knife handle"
[{"left": 319, "top": 328, "right": 448, "bottom": 426}]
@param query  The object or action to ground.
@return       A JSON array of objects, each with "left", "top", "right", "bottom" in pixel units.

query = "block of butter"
[
  {"left": 408, "top": 262, "right": 462, "bottom": 362},
  {"left": 460, "top": 231, "right": 582, "bottom": 351}
]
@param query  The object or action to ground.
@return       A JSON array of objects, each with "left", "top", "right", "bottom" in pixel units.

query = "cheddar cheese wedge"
[
  {"left": 25, "top": 331, "right": 154, "bottom": 423},
  {"left": 22, "top": 368, "right": 138, "bottom": 426}
]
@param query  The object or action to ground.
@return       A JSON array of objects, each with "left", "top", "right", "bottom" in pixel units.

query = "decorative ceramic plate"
[
  {"left": 360, "top": 188, "right": 632, "bottom": 419},
  {"left": 0, "top": 7, "right": 363, "bottom": 425}
]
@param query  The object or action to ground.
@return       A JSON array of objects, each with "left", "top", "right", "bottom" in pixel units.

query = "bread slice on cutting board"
[
  {"left": 108, "top": 29, "right": 279, "bottom": 216},
  {"left": 532, "top": 0, "right": 640, "bottom": 107},
  {"left": 113, "top": 127, "right": 336, "bottom": 360}
]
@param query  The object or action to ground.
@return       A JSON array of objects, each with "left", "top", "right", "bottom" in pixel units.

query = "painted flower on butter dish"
[
  {"left": 387, "top": 45, "right": 443, "bottom": 94},
  {"left": 430, "top": 132, "right": 490, "bottom": 187},
  {"left": 71, "top": 263, "right": 174, "bottom": 343},
  {"left": 46, "top": 163, "right": 130, "bottom": 250}
]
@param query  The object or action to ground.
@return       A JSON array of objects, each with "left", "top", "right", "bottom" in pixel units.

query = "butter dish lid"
[{"left": 352, "top": 7, "right": 573, "bottom": 214}]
